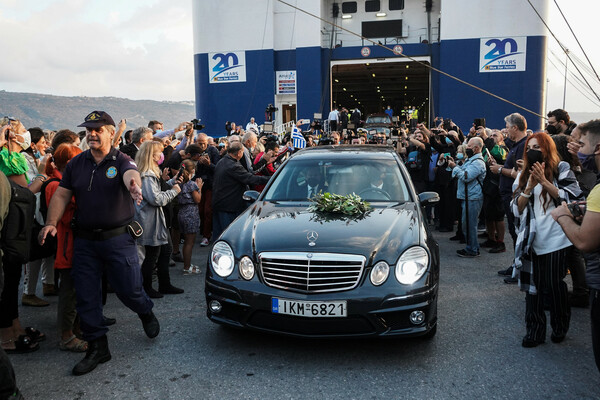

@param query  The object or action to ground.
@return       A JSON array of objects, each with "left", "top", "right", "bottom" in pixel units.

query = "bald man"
[{"left": 449, "top": 137, "right": 487, "bottom": 257}]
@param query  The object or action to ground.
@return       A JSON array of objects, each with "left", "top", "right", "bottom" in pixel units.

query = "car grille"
[{"left": 258, "top": 252, "right": 365, "bottom": 294}]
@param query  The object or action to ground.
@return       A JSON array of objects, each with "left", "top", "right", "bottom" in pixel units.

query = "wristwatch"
[{"left": 497, "top": 166, "right": 502, "bottom": 174}]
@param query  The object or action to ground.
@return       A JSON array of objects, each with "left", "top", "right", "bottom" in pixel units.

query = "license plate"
[{"left": 271, "top": 298, "right": 347, "bottom": 318}]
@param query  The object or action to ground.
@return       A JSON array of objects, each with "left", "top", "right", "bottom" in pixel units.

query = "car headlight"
[
  {"left": 370, "top": 261, "right": 389, "bottom": 286},
  {"left": 239, "top": 256, "right": 255, "bottom": 280},
  {"left": 211, "top": 241, "right": 234, "bottom": 277},
  {"left": 395, "top": 246, "right": 429, "bottom": 285}
]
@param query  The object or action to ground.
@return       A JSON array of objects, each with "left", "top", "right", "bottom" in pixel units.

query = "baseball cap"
[{"left": 77, "top": 111, "right": 116, "bottom": 128}]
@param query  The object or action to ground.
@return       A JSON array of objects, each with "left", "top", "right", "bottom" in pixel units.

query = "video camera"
[
  {"left": 265, "top": 104, "right": 279, "bottom": 113},
  {"left": 191, "top": 118, "right": 205, "bottom": 131}
]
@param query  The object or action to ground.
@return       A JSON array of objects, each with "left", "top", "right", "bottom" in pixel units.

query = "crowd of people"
[
  {"left": 0, "top": 105, "right": 598, "bottom": 393},
  {"left": 389, "top": 109, "right": 599, "bottom": 370}
]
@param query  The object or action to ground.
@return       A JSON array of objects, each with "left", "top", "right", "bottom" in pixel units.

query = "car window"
[
  {"left": 263, "top": 158, "right": 409, "bottom": 203},
  {"left": 366, "top": 116, "right": 391, "bottom": 124}
]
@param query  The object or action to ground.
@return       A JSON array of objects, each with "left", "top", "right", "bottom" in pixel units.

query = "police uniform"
[{"left": 60, "top": 147, "right": 153, "bottom": 341}]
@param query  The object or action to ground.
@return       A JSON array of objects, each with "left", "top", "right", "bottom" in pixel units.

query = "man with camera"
[
  {"left": 551, "top": 119, "right": 600, "bottom": 373},
  {"left": 448, "top": 137, "right": 487, "bottom": 257}
]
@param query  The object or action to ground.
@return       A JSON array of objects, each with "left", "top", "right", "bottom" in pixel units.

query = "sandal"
[
  {"left": 59, "top": 335, "right": 88, "bottom": 352},
  {"left": 1, "top": 336, "right": 39, "bottom": 354},
  {"left": 183, "top": 265, "right": 201, "bottom": 275},
  {"left": 24, "top": 327, "right": 46, "bottom": 343}
]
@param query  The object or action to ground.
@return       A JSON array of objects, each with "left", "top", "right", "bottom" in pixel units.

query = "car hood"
[{"left": 222, "top": 202, "right": 424, "bottom": 264}]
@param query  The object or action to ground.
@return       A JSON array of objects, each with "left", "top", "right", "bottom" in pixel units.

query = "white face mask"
[{"left": 16, "top": 130, "right": 31, "bottom": 150}]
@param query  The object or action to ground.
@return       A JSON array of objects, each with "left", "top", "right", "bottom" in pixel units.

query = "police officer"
[{"left": 39, "top": 111, "right": 159, "bottom": 376}]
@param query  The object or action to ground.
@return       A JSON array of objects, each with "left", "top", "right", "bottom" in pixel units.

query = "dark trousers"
[
  {"left": 72, "top": 233, "right": 153, "bottom": 341},
  {"left": 525, "top": 248, "right": 570, "bottom": 342},
  {"left": 566, "top": 247, "right": 588, "bottom": 295},
  {"left": 141, "top": 243, "right": 173, "bottom": 291},
  {"left": 212, "top": 211, "right": 239, "bottom": 242},
  {"left": 57, "top": 269, "right": 77, "bottom": 333},
  {"left": 502, "top": 195, "right": 517, "bottom": 245},
  {"left": 329, "top": 120, "right": 337, "bottom": 132},
  {"left": 0, "top": 254, "right": 21, "bottom": 328},
  {"left": 436, "top": 183, "right": 455, "bottom": 230},
  {"left": 591, "top": 289, "right": 600, "bottom": 373},
  {"left": 198, "top": 188, "right": 213, "bottom": 240}
]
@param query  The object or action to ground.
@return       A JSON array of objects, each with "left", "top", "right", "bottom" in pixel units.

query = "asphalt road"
[{"left": 10, "top": 230, "right": 600, "bottom": 400}]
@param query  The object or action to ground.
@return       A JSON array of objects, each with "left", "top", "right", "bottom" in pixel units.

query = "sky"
[{"left": 0, "top": 0, "right": 598, "bottom": 113}]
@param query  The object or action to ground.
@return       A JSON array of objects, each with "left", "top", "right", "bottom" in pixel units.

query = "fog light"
[
  {"left": 209, "top": 300, "right": 222, "bottom": 314},
  {"left": 409, "top": 310, "right": 425, "bottom": 325}
]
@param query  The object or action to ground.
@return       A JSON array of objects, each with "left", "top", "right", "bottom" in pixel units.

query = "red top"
[{"left": 45, "top": 170, "right": 76, "bottom": 269}]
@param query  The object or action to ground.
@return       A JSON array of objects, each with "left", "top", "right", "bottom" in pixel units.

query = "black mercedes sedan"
[{"left": 205, "top": 145, "right": 440, "bottom": 338}]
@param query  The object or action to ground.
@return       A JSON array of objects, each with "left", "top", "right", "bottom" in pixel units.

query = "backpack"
[
  {"left": 1, "top": 180, "right": 35, "bottom": 263},
  {"left": 39, "top": 177, "right": 60, "bottom": 222},
  {"left": 28, "top": 178, "right": 60, "bottom": 261}
]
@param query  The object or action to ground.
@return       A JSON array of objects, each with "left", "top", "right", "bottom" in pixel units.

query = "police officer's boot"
[{"left": 72, "top": 335, "right": 111, "bottom": 376}]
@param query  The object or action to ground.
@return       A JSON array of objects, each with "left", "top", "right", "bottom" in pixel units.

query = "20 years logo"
[
  {"left": 209, "top": 51, "right": 247, "bottom": 83},
  {"left": 479, "top": 37, "right": 527, "bottom": 73}
]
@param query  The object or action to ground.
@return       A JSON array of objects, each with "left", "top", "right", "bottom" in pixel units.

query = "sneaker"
[
  {"left": 456, "top": 249, "right": 480, "bottom": 258},
  {"left": 200, "top": 238, "right": 210, "bottom": 246},
  {"left": 489, "top": 242, "right": 506, "bottom": 253},
  {"left": 498, "top": 267, "right": 512, "bottom": 276},
  {"left": 171, "top": 252, "right": 184, "bottom": 262},
  {"left": 481, "top": 239, "right": 498, "bottom": 248},
  {"left": 504, "top": 276, "right": 518, "bottom": 284},
  {"left": 169, "top": 258, "right": 176, "bottom": 267}
]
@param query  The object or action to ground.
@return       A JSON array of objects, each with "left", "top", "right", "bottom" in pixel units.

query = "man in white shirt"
[
  {"left": 328, "top": 107, "right": 339, "bottom": 132},
  {"left": 245, "top": 117, "right": 259, "bottom": 134}
]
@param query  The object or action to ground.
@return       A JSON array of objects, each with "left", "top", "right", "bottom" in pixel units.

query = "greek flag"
[{"left": 291, "top": 125, "right": 306, "bottom": 149}]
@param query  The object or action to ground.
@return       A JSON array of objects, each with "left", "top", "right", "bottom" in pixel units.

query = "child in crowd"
[{"left": 177, "top": 160, "right": 203, "bottom": 274}]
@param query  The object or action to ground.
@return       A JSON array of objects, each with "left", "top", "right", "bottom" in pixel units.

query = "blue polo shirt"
[
  {"left": 499, "top": 136, "right": 526, "bottom": 199},
  {"left": 60, "top": 148, "right": 138, "bottom": 230}
]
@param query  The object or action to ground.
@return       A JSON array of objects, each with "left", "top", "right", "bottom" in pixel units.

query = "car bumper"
[{"left": 205, "top": 278, "right": 438, "bottom": 338}]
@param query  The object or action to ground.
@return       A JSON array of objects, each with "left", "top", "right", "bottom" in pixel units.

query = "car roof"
[{"left": 291, "top": 145, "right": 398, "bottom": 160}]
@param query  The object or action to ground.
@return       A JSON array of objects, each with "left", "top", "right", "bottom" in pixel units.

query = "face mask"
[
  {"left": 526, "top": 149, "right": 544, "bottom": 165},
  {"left": 445, "top": 137, "right": 452, "bottom": 145},
  {"left": 16, "top": 130, "right": 31, "bottom": 150},
  {"left": 545, "top": 124, "right": 558, "bottom": 135},
  {"left": 157, "top": 152, "right": 165, "bottom": 165},
  {"left": 465, "top": 148, "right": 474, "bottom": 158},
  {"left": 155, "top": 129, "right": 163, "bottom": 135},
  {"left": 456, "top": 153, "right": 465, "bottom": 160},
  {"left": 34, "top": 150, "right": 42, "bottom": 159},
  {"left": 578, "top": 151, "right": 598, "bottom": 172}
]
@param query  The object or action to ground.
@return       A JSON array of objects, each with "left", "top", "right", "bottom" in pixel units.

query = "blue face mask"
[
  {"left": 155, "top": 129, "right": 163, "bottom": 135},
  {"left": 456, "top": 153, "right": 465, "bottom": 160},
  {"left": 445, "top": 137, "right": 452, "bottom": 145},
  {"left": 34, "top": 150, "right": 42, "bottom": 159},
  {"left": 578, "top": 151, "right": 598, "bottom": 173}
]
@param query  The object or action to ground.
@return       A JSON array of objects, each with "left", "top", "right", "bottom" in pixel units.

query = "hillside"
[{"left": 0, "top": 91, "right": 195, "bottom": 132}]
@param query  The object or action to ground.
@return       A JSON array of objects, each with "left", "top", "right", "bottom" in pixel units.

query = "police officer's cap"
[{"left": 78, "top": 111, "right": 116, "bottom": 128}]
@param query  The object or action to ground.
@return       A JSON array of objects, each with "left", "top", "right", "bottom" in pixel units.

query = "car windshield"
[
  {"left": 263, "top": 157, "right": 410, "bottom": 203},
  {"left": 366, "top": 116, "right": 391, "bottom": 124}
]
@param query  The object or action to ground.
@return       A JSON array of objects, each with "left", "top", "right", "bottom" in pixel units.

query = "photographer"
[
  {"left": 430, "top": 128, "right": 460, "bottom": 232},
  {"left": 402, "top": 125, "right": 431, "bottom": 193}
]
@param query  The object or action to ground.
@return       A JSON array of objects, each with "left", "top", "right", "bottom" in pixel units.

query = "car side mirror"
[
  {"left": 418, "top": 191, "right": 440, "bottom": 205},
  {"left": 243, "top": 190, "right": 260, "bottom": 202}
]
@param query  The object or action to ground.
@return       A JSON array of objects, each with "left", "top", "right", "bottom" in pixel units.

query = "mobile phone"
[
  {"left": 178, "top": 164, "right": 185, "bottom": 177},
  {"left": 474, "top": 118, "right": 486, "bottom": 128}
]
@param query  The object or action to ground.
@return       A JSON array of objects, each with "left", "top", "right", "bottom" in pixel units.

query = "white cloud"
[{"left": 0, "top": 0, "right": 194, "bottom": 101}]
